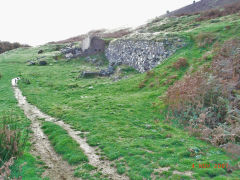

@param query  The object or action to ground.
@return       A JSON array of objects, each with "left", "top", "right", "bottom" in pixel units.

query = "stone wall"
[{"left": 105, "top": 37, "right": 185, "bottom": 72}]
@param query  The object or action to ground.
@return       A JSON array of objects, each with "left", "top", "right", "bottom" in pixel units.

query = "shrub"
[
  {"left": 196, "top": 9, "right": 223, "bottom": 21},
  {"left": 0, "top": 115, "right": 28, "bottom": 179},
  {"left": 163, "top": 39, "right": 240, "bottom": 149},
  {"left": 195, "top": 32, "right": 216, "bottom": 48},
  {"left": 0, "top": 73, "right": 2, "bottom": 79},
  {"left": 164, "top": 69, "right": 209, "bottom": 112},
  {"left": 0, "top": 115, "right": 28, "bottom": 163},
  {"left": 172, "top": 58, "right": 189, "bottom": 69}
]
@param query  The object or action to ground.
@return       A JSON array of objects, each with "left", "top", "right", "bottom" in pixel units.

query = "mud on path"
[{"left": 12, "top": 78, "right": 128, "bottom": 180}]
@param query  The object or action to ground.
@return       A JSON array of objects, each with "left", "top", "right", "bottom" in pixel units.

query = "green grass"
[
  {"left": 10, "top": 153, "right": 44, "bottom": 180},
  {"left": 1, "top": 13, "right": 240, "bottom": 179},
  {"left": 42, "top": 121, "right": 88, "bottom": 164},
  {"left": 0, "top": 52, "right": 43, "bottom": 179},
  {"left": 41, "top": 121, "right": 106, "bottom": 179}
]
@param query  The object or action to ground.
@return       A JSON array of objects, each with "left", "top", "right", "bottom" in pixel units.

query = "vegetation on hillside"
[
  {"left": 0, "top": 41, "right": 29, "bottom": 54},
  {"left": 1, "top": 5, "right": 240, "bottom": 180},
  {"left": 164, "top": 39, "right": 240, "bottom": 149},
  {"left": 166, "top": 0, "right": 240, "bottom": 17},
  {"left": 195, "top": 2, "right": 240, "bottom": 21}
]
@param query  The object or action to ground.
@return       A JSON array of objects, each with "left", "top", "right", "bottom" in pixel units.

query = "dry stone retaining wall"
[{"left": 105, "top": 38, "right": 185, "bottom": 72}]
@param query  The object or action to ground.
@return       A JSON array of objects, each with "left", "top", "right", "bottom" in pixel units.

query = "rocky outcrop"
[{"left": 105, "top": 37, "right": 185, "bottom": 72}]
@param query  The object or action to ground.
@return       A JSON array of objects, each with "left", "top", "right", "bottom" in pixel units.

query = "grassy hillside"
[{"left": 1, "top": 13, "right": 240, "bottom": 179}]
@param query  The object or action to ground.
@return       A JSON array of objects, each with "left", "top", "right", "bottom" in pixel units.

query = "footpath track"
[{"left": 12, "top": 78, "right": 128, "bottom": 180}]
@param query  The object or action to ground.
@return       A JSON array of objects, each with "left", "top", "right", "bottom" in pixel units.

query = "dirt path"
[
  {"left": 12, "top": 78, "right": 128, "bottom": 180},
  {"left": 12, "top": 78, "right": 77, "bottom": 180}
]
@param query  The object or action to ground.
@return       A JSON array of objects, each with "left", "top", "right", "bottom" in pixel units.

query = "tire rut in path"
[{"left": 12, "top": 78, "right": 128, "bottom": 180}]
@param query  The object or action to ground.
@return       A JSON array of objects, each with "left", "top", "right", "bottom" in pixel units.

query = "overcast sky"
[{"left": 0, "top": 0, "right": 196, "bottom": 46}]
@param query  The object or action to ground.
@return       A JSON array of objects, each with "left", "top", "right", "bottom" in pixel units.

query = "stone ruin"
[{"left": 61, "top": 36, "right": 105, "bottom": 59}]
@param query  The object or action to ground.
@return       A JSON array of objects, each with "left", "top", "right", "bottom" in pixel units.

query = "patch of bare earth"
[{"left": 12, "top": 78, "right": 128, "bottom": 180}]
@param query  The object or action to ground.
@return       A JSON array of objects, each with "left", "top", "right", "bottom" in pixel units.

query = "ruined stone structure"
[
  {"left": 83, "top": 36, "right": 105, "bottom": 55},
  {"left": 61, "top": 36, "right": 105, "bottom": 59},
  {"left": 105, "top": 37, "right": 185, "bottom": 73}
]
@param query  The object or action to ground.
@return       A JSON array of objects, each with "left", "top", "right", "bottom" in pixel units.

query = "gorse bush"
[{"left": 164, "top": 39, "right": 240, "bottom": 149}]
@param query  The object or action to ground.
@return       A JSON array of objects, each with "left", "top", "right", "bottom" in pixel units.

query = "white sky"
[{"left": 0, "top": 0, "right": 195, "bottom": 46}]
